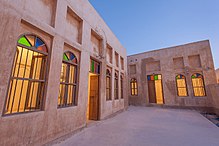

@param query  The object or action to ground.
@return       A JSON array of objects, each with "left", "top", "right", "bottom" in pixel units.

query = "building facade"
[
  {"left": 0, "top": 0, "right": 127, "bottom": 145},
  {"left": 128, "top": 41, "right": 217, "bottom": 109},
  {"left": 216, "top": 69, "right": 219, "bottom": 83}
]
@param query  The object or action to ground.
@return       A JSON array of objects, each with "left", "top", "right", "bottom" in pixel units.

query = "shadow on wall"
[{"left": 209, "top": 84, "right": 219, "bottom": 114}]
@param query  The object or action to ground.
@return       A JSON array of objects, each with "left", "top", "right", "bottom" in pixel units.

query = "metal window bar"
[
  {"left": 121, "top": 78, "right": 123, "bottom": 99},
  {"left": 5, "top": 45, "right": 47, "bottom": 115},
  {"left": 192, "top": 78, "right": 206, "bottom": 96},
  {"left": 29, "top": 53, "right": 40, "bottom": 111},
  {"left": 106, "top": 75, "right": 111, "bottom": 100},
  {"left": 5, "top": 49, "right": 19, "bottom": 112},
  {"left": 17, "top": 49, "right": 29, "bottom": 112},
  {"left": 9, "top": 47, "right": 24, "bottom": 113},
  {"left": 131, "top": 80, "right": 138, "bottom": 96},
  {"left": 176, "top": 78, "right": 188, "bottom": 96},
  {"left": 114, "top": 77, "right": 119, "bottom": 100},
  {"left": 58, "top": 62, "right": 77, "bottom": 108}
]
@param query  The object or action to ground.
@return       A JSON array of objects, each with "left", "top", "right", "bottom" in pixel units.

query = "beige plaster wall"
[
  {"left": 208, "top": 84, "right": 219, "bottom": 114},
  {"left": 0, "top": 0, "right": 127, "bottom": 145},
  {"left": 127, "top": 40, "right": 217, "bottom": 108}
]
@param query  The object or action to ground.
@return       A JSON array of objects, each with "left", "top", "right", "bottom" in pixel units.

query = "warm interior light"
[{"left": 155, "top": 80, "right": 163, "bottom": 104}]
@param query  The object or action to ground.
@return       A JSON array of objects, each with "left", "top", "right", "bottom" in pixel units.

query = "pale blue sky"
[{"left": 89, "top": 0, "right": 219, "bottom": 69}]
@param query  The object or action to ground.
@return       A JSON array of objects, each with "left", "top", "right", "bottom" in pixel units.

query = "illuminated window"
[
  {"left": 114, "top": 72, "right": 119, "bottom": 99},
  {"left": 120, "top": 75, "right": 124, "bottom": 99},
  {"left": 106, "top": 69, "right": 111, "bottom": 100},
  {"left": 130, "top": 78, "right": 138, "bottom": 96},
  {"left": 58, "top": 51, "right": 78, "bottom": 107},
  {"left": 4, "top": 34, "right": 48, "bottom": 114},
  {"left": 90, "top": 59, "right": 100, "bottom": 74},
  {"left": 176, "top": 74, "right": 188, "bottom": 96},
  {"left": 192, "top": 73, "right": 206, "bottom": 96}
]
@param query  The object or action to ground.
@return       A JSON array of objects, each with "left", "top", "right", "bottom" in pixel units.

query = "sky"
[{"left": 89, "top": 0, "right": 219, "bottom": 69}]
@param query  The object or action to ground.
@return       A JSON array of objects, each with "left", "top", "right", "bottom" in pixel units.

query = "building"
[
  {"left": 0, "top": 0, "right": 127, "bottom": 145},
  {"left": 1, "top": 0, "right": 219, "bottom": 146},
  {"left": 211, "top": 68, "right": 219, "bottom": 114},
  {"left": 216, "top": 68, "right": 219, "bottom": 83},
  {"left": 128, "top": 40, "right": 217, "bottom": 109}
]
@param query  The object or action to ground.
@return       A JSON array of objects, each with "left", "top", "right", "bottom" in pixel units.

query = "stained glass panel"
[
  {"left": 35, "top": 37, "right": 44, "bottom": 48},
  {"left": 158, "top": 75, "right": 161, "bottom": 80},
  {"left": 90, "top": 59, "right": 100, "bottom": 74},
  {"left": 26, "top": 35, "right": 35, "bottom": 46},
  {"left": 18, "top": 36, "right": 31, "bottom": 47},
  {"left": 91, "top": 60, "right": 94, "bottom": 72},
  {"left": 63, "top": 52, "right": 77, "bottom": 63},
  {"left": 154, "top": 75, "right": 158, "bottom": 80},
  {"left": 66, "top": 52, "right": 74, "bottom": 60},
  {"left": 63, "top": 54, "right": 68, "bottom": 61},
  {"left": 18, "top": 35, "right": 48, "bottom": 53},
  {"left": 147, "top": 76, "right": 151, "bottom": 81},
  {"left": 176, "top": 74, "right": 185, "bottom": 79},
  {"left": 192, "top": 73, "right": 203, "bottom": 79},
  {"left": 37, "top": 45, "right": 47, "bottom": 52}
]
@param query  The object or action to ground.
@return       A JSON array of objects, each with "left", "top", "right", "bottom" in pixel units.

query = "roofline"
[
  {"left": 87, "top": 0, "right": 126, "bottom": 51},
  {"left": 128, "top": 40, "right": 210, "bottom": 57}
]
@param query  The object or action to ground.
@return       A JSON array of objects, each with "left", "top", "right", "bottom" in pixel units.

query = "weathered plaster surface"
[
  {"left": 0, "top": 0, "right": 127, "bottom": 145},
  {"left": 128, "top": 41, "right": 217, "bottom": 108},
  {"left": 216, "top": 69, "right": 219, "bottom": 83}
]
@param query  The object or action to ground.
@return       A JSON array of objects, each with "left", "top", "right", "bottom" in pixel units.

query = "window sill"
[
  {"left": 2, "top": 110, "right": 44, "bottom": 118},
  {"left": 106, "top": 99, "right": 112, "bottom": 102},
  {"left": 57, "top": 105, "right": 78, "bottom": 109}
]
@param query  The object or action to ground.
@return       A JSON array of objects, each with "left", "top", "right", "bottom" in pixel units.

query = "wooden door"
[
  {"left": 155, "top": 80, "right": 164, "bottom": 104},
  {"left": 148, "top": 80, "right": 156, "bottom": 103},
  {"left": 89, "top": 76, "right": 99, "bottom": 120}
]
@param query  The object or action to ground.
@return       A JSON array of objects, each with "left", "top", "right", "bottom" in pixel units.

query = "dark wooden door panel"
[
  {"left": 148, "top": 80, "right": 156, "bottom": 103},
  {"left": 89, "top": 76, "right": 99, "bottom": 120}
]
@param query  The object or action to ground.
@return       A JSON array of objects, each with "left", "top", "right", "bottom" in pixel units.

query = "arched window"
[
  {"left": 58, "top": 51, "right": 78, "bottom": 107},
  {"left": 4, "top": 34, "right": 48, "bottom": 114},
  {"left": 176, "top": 74, "right": 188, "bottom": 96},
  {"left": 130, "top": 78, "right": 138, "bottom": 96},
  {"left": 114, "top": 72, "right": 119, "bottom": 100},
  {"left": 106, "top": 69, "right": 111, "bottom": 100},
  {"left": 120, "top": 75, "right": 124, "bottom": 99},
  {"left": 191, "top": 73, "right": 206, "bottom": 96}
]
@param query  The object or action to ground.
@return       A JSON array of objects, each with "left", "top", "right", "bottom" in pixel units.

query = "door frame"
[
  {"left": 88, "top": 57, "right": 101, "bottom": 121},
  {"left": 147, "top": 74, "right": 165, "bottom": 104},
  {"left": 88, "top": 74, "right": 100, "bottom": 120}
]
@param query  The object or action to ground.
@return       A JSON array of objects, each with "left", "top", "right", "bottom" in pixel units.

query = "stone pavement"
[{"left": 52, "top": 106, "right": 219, "bottom": 146}]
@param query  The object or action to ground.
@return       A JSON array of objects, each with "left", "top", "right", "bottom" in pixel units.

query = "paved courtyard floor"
[{"left": 53, "top": 106, "right": 219, "bottom": 146}]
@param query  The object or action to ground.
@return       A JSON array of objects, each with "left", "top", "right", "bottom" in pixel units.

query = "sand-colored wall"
[
  {"left": 127, "top": 40, "right": 217, "bottom": 108},
  {"left": 208, "top": 84, "right": 219, "bottom": 114},
  {"left": 0, "top": 0, "right": 127, "bottom": 145}
]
